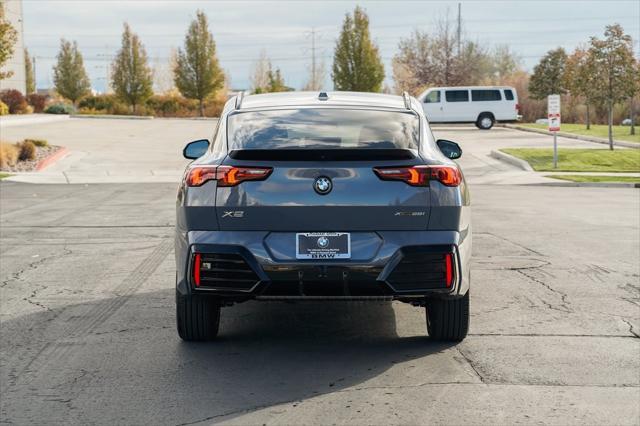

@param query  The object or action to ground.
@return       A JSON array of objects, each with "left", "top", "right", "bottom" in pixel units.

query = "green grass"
[
  {"left": 0, "top": 173, "right": 11, "bottom": 180},
  {"left": 501, "top": 148, "right": 640, "bottom": 172},
  {"left": 520, "top": 123, "right": 640, "bottom": 143},
  {"left": 546, "top": 174, "right": 640, "bottom": 184}
]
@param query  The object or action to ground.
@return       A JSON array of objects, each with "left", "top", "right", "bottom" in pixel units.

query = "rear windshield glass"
[{"left": 227, "top": 109, "right": 420, "bottom": 151}]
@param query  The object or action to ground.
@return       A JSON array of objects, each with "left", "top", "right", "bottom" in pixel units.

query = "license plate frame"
[{"left": 295, "top": 232, "right": 351, "bottom": 260}]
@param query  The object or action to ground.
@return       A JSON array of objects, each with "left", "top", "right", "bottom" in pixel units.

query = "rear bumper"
[{"left": 175, "top": 230, "right": 471, "bottom": 301}]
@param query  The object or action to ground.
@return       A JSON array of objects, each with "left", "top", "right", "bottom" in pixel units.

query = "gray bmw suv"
[{"left": 176, "top": 91, "right": 471, "bottom": 342}]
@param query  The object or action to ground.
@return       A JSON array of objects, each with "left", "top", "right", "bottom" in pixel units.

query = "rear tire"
[
  {"left": 476, "top": 113, "right": 494, "bottom": 130},
  {"left": 176, "top": 292, "right": 221, "bottom": 341},
  {"left": 426, "top": 292, "right": 469, "bottom": 341}
]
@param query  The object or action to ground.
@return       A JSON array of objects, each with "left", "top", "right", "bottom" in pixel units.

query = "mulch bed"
[{"left": 1, "top": 145, "right": 63, "bottom": 172}]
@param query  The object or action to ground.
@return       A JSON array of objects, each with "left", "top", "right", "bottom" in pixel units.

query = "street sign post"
[{"left": 548, "top": 94, "right": 561, "bottom": 168}]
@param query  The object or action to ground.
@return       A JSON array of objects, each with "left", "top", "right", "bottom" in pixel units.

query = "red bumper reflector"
[
  {"left": 445, "top": 253, "right": 453, "bottom": 288},
  {"left": 193, "top": 253, "right": 201, "bottom": 287}
]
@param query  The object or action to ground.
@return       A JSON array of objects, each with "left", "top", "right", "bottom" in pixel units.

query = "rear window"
[
  {"left": 445, "top": 90, "right": 469, "bottom": 102},
  {"left": 504, "top": 89, "right": 514, "bottom": 101},
  {"left": 227, "top": 109, "right": 420, "bottom": 151},
  {"left": 472, "top": 90, "right": 502, "bottom": 101}
]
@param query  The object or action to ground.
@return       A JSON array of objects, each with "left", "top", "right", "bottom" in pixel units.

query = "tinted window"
[
  {"left": 471, "top": 90, "right": 502, "bottom": 101},
  {"left": 228, "top": 109, "right": 420, "bottom": 151},
  {"left": 445, "top": 90, "right": 469, "bottom": 102},
  {"left": 424, "top": 91, "right": 440, "bottom": 103},
  {"left": 504, "top": 89, "right": 514, "bottom": 101}
]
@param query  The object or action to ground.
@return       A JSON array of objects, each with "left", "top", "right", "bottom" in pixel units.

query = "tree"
[
  {"left": 563, "top": 47, "right": 597, "bottom": 129},
  {"left": 250, "top": 49, "right": 271, "bottom": 93},
  {"left": 52, "top": 40, "right": 91, "bottom": 105},
  {"left": 174, "top": 10, "right": 224, "bottom": 117},
  {"left": 528, "top": 48, "right": 567, "bottom": 100},
  {"left": 0, "top": 2, "right": 17, "bottom": 80},
  {"left": 332, "top": 6, "right": 384, "bottom": 92},
  {"left": 490, "top": 44, "right": 522, "bottom": 83},
  {"left": 589, "top": 24, "right": 637, "bottom": 149},
  {"left": 392, "top": 18, "right": 502, "bottom": 95},
  {"left": 250, "top": 51, "right": 291, "bottom": 93},
  {"left": 25, "top": 48, "right": 35, "bottom": 93},
  {"left": 111, "top": 23, "right": 153, "bottom": 112},
  {"left": 265, "top": 67, "right": 290, "bottom": 92}
]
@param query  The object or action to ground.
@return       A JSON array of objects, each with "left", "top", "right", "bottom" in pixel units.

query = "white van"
[{"left": 417, "top": 86, "right": 520, "bottom": 129}]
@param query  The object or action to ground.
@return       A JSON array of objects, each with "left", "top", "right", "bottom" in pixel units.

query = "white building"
[{"left": 0, "top": 0, "right": 26, "bottom": 94}]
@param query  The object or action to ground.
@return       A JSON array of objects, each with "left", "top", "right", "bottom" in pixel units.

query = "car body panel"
[{"left": 175, "top": 91, "right": 471, "bottom": 303}]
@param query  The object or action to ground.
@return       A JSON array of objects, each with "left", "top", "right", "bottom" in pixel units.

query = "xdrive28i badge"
[{"left": 314, "top": 176, "right": 332, "bottom": 195}]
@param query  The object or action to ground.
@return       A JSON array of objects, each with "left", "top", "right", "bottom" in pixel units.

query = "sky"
[{"left": 21, "top": 0, "right": 640, "bottom": 93}]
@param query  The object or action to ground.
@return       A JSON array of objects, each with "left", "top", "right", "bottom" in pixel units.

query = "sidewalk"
[{"left": 0, "top": 113, "right": 70, "bottom": 128}]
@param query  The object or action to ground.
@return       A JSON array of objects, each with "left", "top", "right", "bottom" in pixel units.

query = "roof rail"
[
  {"left": 235, "top": 91, "right": 245, "bottom": 110},
  {"left": 402, "top": 91, "right": 411, "bottom": 110}
]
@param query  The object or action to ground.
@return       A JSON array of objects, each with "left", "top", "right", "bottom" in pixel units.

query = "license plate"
[{"left": 296, "top": 232, "right": 351, "bottom": 259}]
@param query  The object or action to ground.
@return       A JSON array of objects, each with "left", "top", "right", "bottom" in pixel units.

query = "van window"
[
  {"left": 471, "top": 90, "right": 502, "bottom": 101},
  {"left": 445, "top": 90, "right": 469, "bottom": 102},
  {"left": 424, "top": 90, "right": 440, "bottom": 103},
  {"left": 504, "top": 89, "right": 514, "bottom": 101}
]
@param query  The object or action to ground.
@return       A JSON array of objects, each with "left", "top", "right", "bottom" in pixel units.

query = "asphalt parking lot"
[{"left": 1, "top": 118, "right": 639, "bottom": 425}]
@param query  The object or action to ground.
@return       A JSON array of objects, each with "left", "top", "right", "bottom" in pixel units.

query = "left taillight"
[
  {"left": 185, "top": 165, "right": 272, "bottom": 187},
  {"left": 373, "top": 165, "right": 461, "bottom": 187}
]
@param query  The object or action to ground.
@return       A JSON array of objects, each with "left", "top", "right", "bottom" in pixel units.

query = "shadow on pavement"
[{"left": 1, "top": 290, "right": 455, "bottom": 424}]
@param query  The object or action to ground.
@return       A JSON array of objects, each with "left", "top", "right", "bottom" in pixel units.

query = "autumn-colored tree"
[
  {"left": 111, "top": 23, "right": 153, "bottom": 112},
  {"left": 564, "top": 47, "right": 598, "bottom": 129},
  {"left": 332, "top": 6, "right": 384, "bottom": 92},
  {"left": 528, "top": 48, "right": 567, "bottom": 100},
  {"left": 174, "top": 11, "right": 224, "bottom": 116},
  {"left": 53, "top": 40, "right": 91, "bottom": 105},
  {"left": 0, "top": 2, "right": 18, "bottom": 80},
  {"left": 589, "top": 24, "right": 637, "bottom": 149}
]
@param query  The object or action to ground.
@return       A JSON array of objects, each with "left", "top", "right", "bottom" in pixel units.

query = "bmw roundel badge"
[{"left": 314, "top": 176, "right": 332, "bottom": 195}]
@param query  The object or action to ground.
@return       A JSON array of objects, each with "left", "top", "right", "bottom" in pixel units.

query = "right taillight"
[
  {"left": 445, "top": 253, "right": 453, "bottom": 287},
  {"left": 373, "top": 166, "right": 461, "bottom": 187},
  {"left": 186, "top": 165, "right": 272, "bottom": 187},
  {"left": 515, "top": 103, "right": 521, "bottom": 112}
]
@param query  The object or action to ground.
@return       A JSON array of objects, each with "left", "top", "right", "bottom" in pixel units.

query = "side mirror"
[
  {"left": 183, "top": 139, "right": 210, "bottom": 160},
  {"left": 436, "top": 139, "right": 462, "bottom": 159}
]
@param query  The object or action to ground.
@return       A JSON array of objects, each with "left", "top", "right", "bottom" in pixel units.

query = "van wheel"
[
  {"left": 426, "top": 292, "right": 469, "bottom": 341},
  {"left": 176, "top": 292, "right": 221, "bottom": 341},
  {"left": 476, "top": 113, "right": 494, "bottom": 130}
]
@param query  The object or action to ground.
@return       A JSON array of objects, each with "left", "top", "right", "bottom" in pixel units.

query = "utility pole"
[
  {"left": 311, "top": 27, "right": 317, "bottom": 90},
  {"left": 457, "top": 2, "right": 462, "bottom": 56}
]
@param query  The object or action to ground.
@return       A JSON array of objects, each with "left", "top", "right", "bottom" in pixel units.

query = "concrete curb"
[
  {"left": 501, "top": 124, "right": 639, "bottom": 149},
  {"left": 489, "top": 150, "right": 534, "bottom": 171},
  {"left": 525, "top": 181, "right": 639, "bottom": 188},
  {"left": 71, "top": 114, "right": 154, "bottom": 120},
  {"left": 35, "top": 147, "right": 69, "bottom": 171}
]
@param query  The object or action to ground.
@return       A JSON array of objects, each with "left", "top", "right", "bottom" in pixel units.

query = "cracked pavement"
[{"left": 1, "top": 123, "right": 639, "bottom": 425}]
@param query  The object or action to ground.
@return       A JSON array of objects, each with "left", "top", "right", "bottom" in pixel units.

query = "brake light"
[
  {"left": 429, "top": 166, "right": 462, "bottom": 186},
  {"left": 193, "top": 253, "right": 201, "bottom": 287},
  {"left": 515, "top": 103, "right": 521, "bottom": 112},
  {"left": 445, "top": 253, "right": 453, "bottom": 287},
  {"left": 373, "top": 166, "right": 461, "bottom": 187},
  {"left": 186, "top": 165, "right": 272, "bottom": 187}
]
